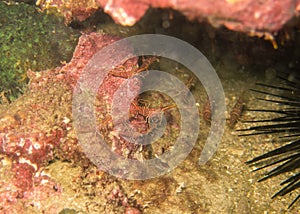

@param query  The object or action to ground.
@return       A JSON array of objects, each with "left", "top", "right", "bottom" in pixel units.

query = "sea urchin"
[{"left": 240, "top": 72, "right": 300, "bottom": 208}]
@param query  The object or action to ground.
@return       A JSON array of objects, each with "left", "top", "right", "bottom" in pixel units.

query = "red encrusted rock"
[
  {"left": 0, "top": 32, "right": 152, "bottom": 211},
  {"left": 11, "top": 163, "right": 35, "bottom": 192},
  {"left": 38, "top": 0, "right": 300, "bottom": 33}
]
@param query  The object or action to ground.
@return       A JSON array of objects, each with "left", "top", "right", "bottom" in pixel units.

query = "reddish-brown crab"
[{"left": 94, "top": 55, "right": 176, "bottom": 159}]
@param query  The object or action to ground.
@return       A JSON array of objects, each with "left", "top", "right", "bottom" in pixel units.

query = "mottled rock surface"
[{"left": 38, "top": 0, "right": 300, "bottom": 34}]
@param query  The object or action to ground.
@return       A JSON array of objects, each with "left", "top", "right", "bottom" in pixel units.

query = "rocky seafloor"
[{"left": 0, "top": 2, "right": 300, "bottom": 214}]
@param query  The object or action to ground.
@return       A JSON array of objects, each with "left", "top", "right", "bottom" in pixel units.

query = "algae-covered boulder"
[{"left": 0, "top": 1, "right": 79, "bottom": 101}]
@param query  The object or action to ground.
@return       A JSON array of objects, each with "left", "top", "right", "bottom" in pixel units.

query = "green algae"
[{"left": 0, "top": 1, "right": 79, "bottom": 101}]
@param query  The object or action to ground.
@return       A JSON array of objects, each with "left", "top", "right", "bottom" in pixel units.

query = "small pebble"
[{"left": 125, "top": 207, "right": 141, "bottom": 214}]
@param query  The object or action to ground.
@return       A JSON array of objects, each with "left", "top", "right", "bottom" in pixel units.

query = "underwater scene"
[{"left": 0, "top": 1, "right": 300, "bottom": 213}]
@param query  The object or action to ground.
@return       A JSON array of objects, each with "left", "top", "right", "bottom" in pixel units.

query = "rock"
[
  {"left": 38, "top": 0, "right": 300, "bottom": 34},
  {"left": 0, "top": 32, "right": 150, "bottom": 212}
]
